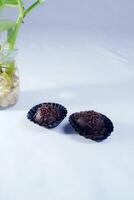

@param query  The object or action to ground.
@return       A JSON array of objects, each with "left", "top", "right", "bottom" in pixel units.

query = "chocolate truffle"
[
  {"left": 69, "top": 111, "right": 114, "bottom": 141},
  {"left": 27, "top": 103, "right": 67, "bottom": 128}
]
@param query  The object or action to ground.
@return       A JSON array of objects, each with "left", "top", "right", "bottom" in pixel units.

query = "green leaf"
[
  {"left": 0, "top": 0, "right": 18, "bottom": 7},
  {"left": 0, "top": 19, "right": 15, "bottom": 32},
  {"left": 0, "top": 0, "right": 3, "bottom": 6}
]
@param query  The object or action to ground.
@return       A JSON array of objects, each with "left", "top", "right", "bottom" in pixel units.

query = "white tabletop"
[{"left": 0, "top": 30, "right": 134, "bottom": 200}]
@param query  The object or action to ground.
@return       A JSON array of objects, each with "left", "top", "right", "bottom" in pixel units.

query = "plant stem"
[
  {"left": 9, "top": 0, "right": 44, "bottom": 50},
  {"left": 9, "top": 0, "right": 24, "bottom": 50},
  {"left": 24, "top": 1, "right": 42, "bottom": 17}
]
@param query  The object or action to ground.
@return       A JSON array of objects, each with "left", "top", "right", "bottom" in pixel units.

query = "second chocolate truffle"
[{"left": 69, "top": 111, "right": 114, "bottom": 141}]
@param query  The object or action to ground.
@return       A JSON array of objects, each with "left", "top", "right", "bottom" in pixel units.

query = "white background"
[{"left": 0, "top": 0, "right": 134, "bottom": 200}]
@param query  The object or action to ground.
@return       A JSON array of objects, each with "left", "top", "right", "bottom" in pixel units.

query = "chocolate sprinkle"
[{"left": 69, "top": 111, "right": 114, "bottom": 141}]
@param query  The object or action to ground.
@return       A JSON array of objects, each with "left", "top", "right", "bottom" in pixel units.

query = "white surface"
[
  {"left": 0, "top": 31, "right": 134, "bottom": 200},
  {"left": 1, "top": 0, "right": 134, "bottom": 199}
]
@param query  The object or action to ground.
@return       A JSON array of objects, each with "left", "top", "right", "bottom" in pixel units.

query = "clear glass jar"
[{"left": 0, "top": 49, "right": 19, "bottom": 108}]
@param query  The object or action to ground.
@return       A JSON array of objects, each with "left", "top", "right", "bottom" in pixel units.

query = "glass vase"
[{"left": 0, "top": 49, "right": 19, "bottom": 108}]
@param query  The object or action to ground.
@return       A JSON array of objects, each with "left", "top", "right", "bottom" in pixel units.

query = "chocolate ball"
[
  {"left": 69, "top": 111, "right": 114, "bottom": 141},
  {"left": 27, "top": 103, "right": 67, "bottom": 128}
]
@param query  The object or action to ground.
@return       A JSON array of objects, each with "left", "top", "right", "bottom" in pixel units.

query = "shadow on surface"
[{"left": 62, "top": 123, "right": 76, "bottom": 134}]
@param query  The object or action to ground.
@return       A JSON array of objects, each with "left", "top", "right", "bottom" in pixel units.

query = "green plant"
[
  {"left": 0, "top": 0, "right": 44, "bottom": 51},
  {"left": 0, "top": 0, "right": 44, "bottom": 91}
]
